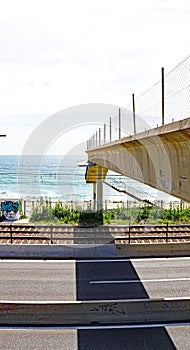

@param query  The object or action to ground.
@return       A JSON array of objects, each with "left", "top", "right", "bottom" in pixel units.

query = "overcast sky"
[{"left": 0, "top": 0, "right": 189, "bottom": 155}]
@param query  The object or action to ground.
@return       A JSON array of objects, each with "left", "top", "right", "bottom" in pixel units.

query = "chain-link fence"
[{"left": 87, "top": 55, "right": 190, "bottom": 148}]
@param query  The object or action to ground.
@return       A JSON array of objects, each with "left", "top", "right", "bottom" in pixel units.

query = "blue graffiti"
[{"left": 1, "top": 201, "right": 19, "bottom": 213}]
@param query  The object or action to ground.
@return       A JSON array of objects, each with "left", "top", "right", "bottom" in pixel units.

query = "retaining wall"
[
  {"left": 0, "top": 242, "right": 190, "bottom": 259},
  {"left": 116, "top": 242, "right": 190, "bottom": 258},
  {"left": 0, "top": 244, "right": 117, "bottom": 258}
]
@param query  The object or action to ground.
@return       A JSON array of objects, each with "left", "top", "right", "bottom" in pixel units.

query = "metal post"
[
  {"left": 50, "top": 224, "right": 53, "bottom": 244},
  {"left": 128, "top": 222, "right": 131, "bottom": 244},
  {"left": 96, "top": 131, "right": 98, "bottom": 147},
  {"left": 132, "top": 93, "right": 136, "bottom": 135},
  {"left": 99, "top": 127, "right": 101, "bottom": 146},
  {"left": 162, "top": 67, "right": 165, "bottom": 126},
  {"left": 104, "top": 123, "right": 106, "bottom": 144},
  {"left": 24, "top": 200, "right": 26, "bottom": 216},
  {"left": 119, "top": 108, "right": 121, "bottom": 139},
  {"left": 10, "top": 225, "right": 13, "bottom": 244},
  {"left": 166, "top": 222, "right": 168, "bottom": 243},
  {"left": 109, "top": 117, "right": 112, "bottom": 142}
]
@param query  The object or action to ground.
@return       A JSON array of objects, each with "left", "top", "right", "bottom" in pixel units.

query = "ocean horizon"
[{"left": 0, "top": 155, "right": 179, "bottom": 204}]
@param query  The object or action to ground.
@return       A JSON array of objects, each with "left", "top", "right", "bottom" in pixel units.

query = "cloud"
[{"left": 0, "top": 0, "right": 189, "bottom": 154}]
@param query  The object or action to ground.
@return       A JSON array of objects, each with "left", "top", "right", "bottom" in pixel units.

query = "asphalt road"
[
  {"left": 0, "top": 257, "right": 190, "bottom": 349},
  {"left": 0, "top": 257, "right": 189, "bottom": 301},
  {"left": 0, "top": 260, "right": 76, "bottom": 301},
  {"left": 0, "top": 324, "right": 189, "bottom": 349}
]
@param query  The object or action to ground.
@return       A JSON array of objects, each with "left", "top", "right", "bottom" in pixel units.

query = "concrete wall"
[
  {"left": 0, "top": 242, "right": 190, "bottom": 258},
  {"left": 0, "top": 244, "right": 117, "bottom": 258},
  {"left": 0, "top": 298, "right": 190, "bottom": 325},
  {"left": 116, "top": 242, "right": 190, "bottom": 258}
]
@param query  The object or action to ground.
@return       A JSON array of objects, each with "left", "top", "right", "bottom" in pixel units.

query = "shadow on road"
[
  {"left": 76, "top": 260, "right": 177, "bottom": 349},
  {"left": 77, "top": 328, "right": 177, "bottom": 350},
  {"left": 76, "top": 260, "right": 149, "bottom": 300}
]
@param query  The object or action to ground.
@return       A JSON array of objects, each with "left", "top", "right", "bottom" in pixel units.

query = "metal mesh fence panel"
[
  {"left": 88, "top": 54, "right": 190, "bottom": 148},
  {"left": 165, "top": 55, "right": 190, "bottom": 123},
  {"left": 135, "top": 81, "right": 161, "bottom": 131}
]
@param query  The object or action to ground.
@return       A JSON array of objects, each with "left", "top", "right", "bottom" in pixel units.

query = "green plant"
[
  {"left": 19, "top": 213, "right": 27, "bottom": 220},
  {"left": 30, "top": 205, "right": 57, "bottom": 222}
]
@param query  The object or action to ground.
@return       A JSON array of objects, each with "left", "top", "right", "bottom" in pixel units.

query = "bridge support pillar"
[
  {"left": 92, "top": 182, "right": 96, "bottom": 210},
  {"left": 97, "top": 167, "right": 103, "bottom": 211},
  {"left": 85, "top": 164, "right": 108, "bottom": 211}
]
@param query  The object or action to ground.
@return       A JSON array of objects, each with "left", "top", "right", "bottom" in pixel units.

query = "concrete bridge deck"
[{"left": 87, "top": 117, "right": 190, "bottom": 202}]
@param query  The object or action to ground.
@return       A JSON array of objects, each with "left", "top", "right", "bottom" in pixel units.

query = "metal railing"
[
  {"left": 0, "top": 224, "right": 190, "bottom": 244},
  {"left": 114, "top": 223, "right": 190, "bottom": 244},
  {"left": 87, "top": 55, "right": 190, "bottom": 149}
]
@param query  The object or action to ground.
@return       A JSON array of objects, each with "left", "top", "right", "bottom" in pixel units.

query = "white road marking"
[
  {"left": 89, "top": 277, "right": 190, "bottom": 284},
  {"left": 78, "top": 257, "right": 190, "bottom": 263},
  {"left": 0, "top": 321, "right": 190, "bottom": 330},
  {"left": 0, "top": 259, "right": 76, "bottom": 263},
  {"left": 0, "top": 257, "right": 190, "bottom": 263}
]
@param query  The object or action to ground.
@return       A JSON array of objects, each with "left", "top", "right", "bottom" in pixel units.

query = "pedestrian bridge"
[{"left": 86, "top": 118, "right": 190, "bottom": 203}]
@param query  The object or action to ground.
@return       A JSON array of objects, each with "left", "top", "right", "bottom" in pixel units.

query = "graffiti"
[
  {"left": 158, "top": 175, "right": 174, "bottom": 191},
  {"left": 139, "top": 302, "right": 153, "bottom": 311},
  {"left": 1, "top": 201, "right": 19, "bottom": 213},
  {"left": 162, "top": 300, "right": 188, "bottom": 310},
  {"left": 1, "top": 201, "right": 21, "bottom": 220},
  {"left": 0, "top": 304, "right": 16, "bottom": 316},
  {"left": 90, "top": 303, "right": 125, "bottom": 315},
  {"left": 139, "top": 300, "right": 189, "bottom": 312}
]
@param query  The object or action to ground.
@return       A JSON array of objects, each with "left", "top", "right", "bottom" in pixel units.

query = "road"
[
  {"left": 0, "top": 324, "right": 189, "bottom": 349},
  {"left": 0, "top": 257, "right": 189, "bottom": 300},
  {"left": 0, "top": 257, "right": 190, "bottom": 349}
]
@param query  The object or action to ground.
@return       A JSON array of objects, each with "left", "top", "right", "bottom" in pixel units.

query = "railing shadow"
[
  {"left": 76, "top": 259, "right": 177, "bottom": 349},
  {"left": 77, "top": 327, "right": 177, "bottom": 349}
]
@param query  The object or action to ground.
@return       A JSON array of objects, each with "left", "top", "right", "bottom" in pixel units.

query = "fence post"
[
  {"left": 166, "top": 222, "right": 168, "bottom": 243},
  {"left": 24, "top": 200, "right": 26, "bottom": 216},
  {"left": 128, "top": 222, "right": 131, "bottom": 244},
  {"left": 50, "top": 225, "right": 53, "bottom": 244},
  {"left": 119, "top": 108, "right": 121, "bottom": 139},
  {"left": 162, "top": 67, "right": 165, "bottom": 126},
  {"left": 109, "top": 117, "right": 112, "bottom": 142},
  {"left": 99, "top": 127, "right": 101, "bottom": 146},
  {"left": 10, "top": 225, "right": 13, "bottom": 244},
  {"left": 132, "top": 93, "right": 136, "bottom": 135},
  {"left": 104, "top": 123, "right": 106, "bottom": 144}
]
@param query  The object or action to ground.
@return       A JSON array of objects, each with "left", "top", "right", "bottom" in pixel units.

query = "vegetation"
[{"left": 29, "top": 200, "right": 190, "bottom": 225}]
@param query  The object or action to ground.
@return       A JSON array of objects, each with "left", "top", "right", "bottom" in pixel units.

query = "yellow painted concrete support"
[
  {"left": 85, "top": 165, "right": 108, "bottom": 210},
  {"left": 85, "top": 165, "right": 108, "bottom": 183}
]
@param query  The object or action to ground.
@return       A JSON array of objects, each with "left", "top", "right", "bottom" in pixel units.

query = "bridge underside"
[{"left": 86, "top": 118, "right": 190, "bottom": 202}]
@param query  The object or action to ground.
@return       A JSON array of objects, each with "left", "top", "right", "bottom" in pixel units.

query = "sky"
[{"left": 0, "top": 0, "right": 189, "bottom": 155}]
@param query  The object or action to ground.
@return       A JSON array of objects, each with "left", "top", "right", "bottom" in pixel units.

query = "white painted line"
[
  {"left": 0, "top": 258, "right": 131, "bottom": 263},
  {"left": 77, "top": 257, "right": 190, "bottom": 263},
  {"left": 77, "top": 259, "right": 131, "bottom": 263},
  {"left": 0, "top": 257, "right": 190, "bottom": 264},
  {"left": 0, "top": 321, "right": 190, "bottom": 330},
  {"left": 0, "top": 259, "right": 76, "bottom": 263},
  {"left": 89, "top": 277, "right": 190, "bottom": 284}
]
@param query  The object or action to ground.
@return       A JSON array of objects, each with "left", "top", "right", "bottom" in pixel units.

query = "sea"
[{"left": 0, "top": 155, "right": 179, "bottom": 204}]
